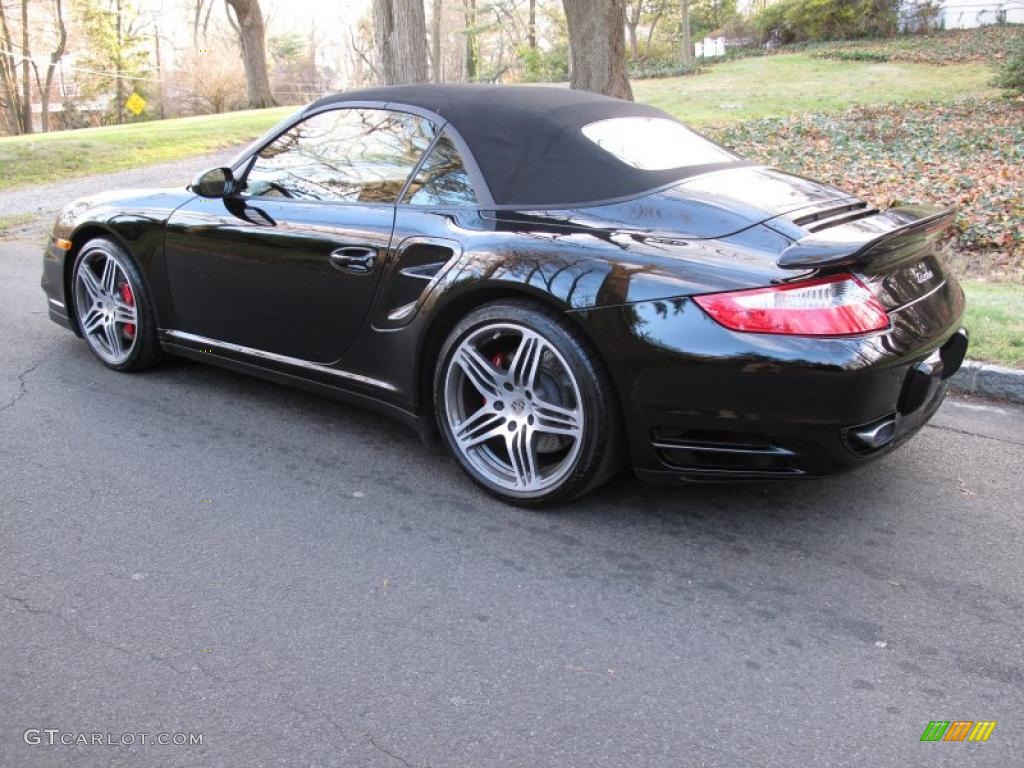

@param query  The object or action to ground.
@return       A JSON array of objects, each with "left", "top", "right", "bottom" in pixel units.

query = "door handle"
[{"left": 329, "top": 246, "right": 377, "bottom": 275}]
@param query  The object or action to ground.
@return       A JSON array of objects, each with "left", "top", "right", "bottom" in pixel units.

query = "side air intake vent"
[{"left": 651, "top": 428, "right": 804, "bottom": 476}]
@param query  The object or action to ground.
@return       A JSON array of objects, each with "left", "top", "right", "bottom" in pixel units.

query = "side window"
[
  {"left": 402, "top": 131, "right": 478, "bottom": 206},
  {"left": 243, "top": 108, "right": 436, "bottom": 204}
]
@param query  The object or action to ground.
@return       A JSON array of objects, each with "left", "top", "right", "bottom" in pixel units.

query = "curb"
[{"left": 949, "top": 361, "right": 1024, "bottom": 405}]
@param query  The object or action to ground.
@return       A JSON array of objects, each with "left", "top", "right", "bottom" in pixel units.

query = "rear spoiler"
[{"left": 777, "top": 207, "right": 955, "bottom": 269}]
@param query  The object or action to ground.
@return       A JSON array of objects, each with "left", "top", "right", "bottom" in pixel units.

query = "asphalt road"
[{"left": 1, "top": 227, "right": 1022, "bottom": 767}]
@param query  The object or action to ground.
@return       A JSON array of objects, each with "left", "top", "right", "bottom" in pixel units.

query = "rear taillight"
[{"left": 694, "top": 274, "right": 889, "bottom": 336}]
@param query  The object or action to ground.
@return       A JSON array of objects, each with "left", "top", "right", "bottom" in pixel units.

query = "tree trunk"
[
  {"left": 626, "top": 24, "right": 638, "bottom": 60},
  {"left": 431, "top": 0, "right": 442, "bottom": 82},
  {"left": 225, "top": 0, "right": 277, "bottom": 108},
  {"left": 679, "top": 0, "right": 693, "bottom": 66},
  {"left": 528, "top": 0, "right": 536, "bottom": 49},
  {"left": 36, "top": 0, "right": 67, "bottom": 133},
  {"left": 0, "top": 0, "right": 24, "bottom": 133},
  {"left": 373, "top": 0, "right": 430, "bottom": 86},
  {"left": 462, "top": 0, "right": 476, "bottom": 82},
  {"left": 644, "top": 9, "right": 664, "bottom": 60},
  {"left": 20, "top": 0, "right": 31, "bottom": 132},
  {"left": 562, "top": 0, "right": 633, "bottom": 100},
  {"left": 625, "top": 1, "right": 640, "bottom": 60}
]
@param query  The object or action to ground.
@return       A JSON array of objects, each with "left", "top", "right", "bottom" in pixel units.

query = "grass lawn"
[
  {"left": 0, "top": 212, "right": 39, "bottom": 235},
  {"left": 631, "top": 53, "right": 998, "bottom": 126},
  {"left": 962, "top": 282, "right": 1024, "bottom": 368},
  {"left": 0, "top": 106, "right": 295, "bottom": 188}
]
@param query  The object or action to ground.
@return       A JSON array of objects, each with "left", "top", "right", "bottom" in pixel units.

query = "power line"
[{"left": 0, "top": 46, "right": 166, "bottom": 83}]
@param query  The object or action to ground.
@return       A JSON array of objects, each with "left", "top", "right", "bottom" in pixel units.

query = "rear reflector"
[{"left": 694, "top": 274, "right": 889, "bottom": 336}]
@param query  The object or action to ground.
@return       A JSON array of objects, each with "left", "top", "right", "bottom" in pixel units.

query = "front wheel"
[
  {"left": 434, "top": 300, "right": 623, "bottom": 507},
  {"left": 71, "top": 237, "right": 161, "bottom": 371}
]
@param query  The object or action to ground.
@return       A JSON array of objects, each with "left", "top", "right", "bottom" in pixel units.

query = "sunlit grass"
[
  {"left": 1, "top": 106, "right": 296, "bottom": 188},
  {"left": 632, "top": 53, "right": 998, "bottom": 127},
  {"left": 962, "top": 281, "right": 1024, "bottom": 368}
]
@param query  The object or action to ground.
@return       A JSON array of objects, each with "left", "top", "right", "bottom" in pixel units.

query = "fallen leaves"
[
  {"left": 707, "top": 98, "right": 1024, "bottom": 279},
  {"left": 799, "top": 25, "right": 1023, "bottom": 65}
]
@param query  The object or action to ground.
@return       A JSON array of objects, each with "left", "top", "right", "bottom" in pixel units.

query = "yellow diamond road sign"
[{"left": 125, "top": 92, "right": 146, "bottom": 116}]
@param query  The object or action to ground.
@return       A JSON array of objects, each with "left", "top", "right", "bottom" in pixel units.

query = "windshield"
[{"left": 581, "top": 117, "right": 736, "bottom": 171}]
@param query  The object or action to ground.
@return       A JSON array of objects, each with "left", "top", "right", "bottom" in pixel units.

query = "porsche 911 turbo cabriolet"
[{"left": 42, "top": 84, "right": 968, "bottom": 506}]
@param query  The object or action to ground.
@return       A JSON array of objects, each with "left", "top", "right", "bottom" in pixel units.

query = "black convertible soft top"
[{"left": 306, "top": 84, "right": 740, "bottom": 208}]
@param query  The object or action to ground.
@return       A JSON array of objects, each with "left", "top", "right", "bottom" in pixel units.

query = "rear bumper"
[{"left": 575, "top": 282, "right": 967, "bottom": 482}]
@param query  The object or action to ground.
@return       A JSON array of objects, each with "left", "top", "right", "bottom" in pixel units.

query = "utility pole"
[
  {"left": 116, "top": 0, "right": 126, "bottom": 123},
  {"left": 154, "top": 25, "right": 165, "bottom": 119},
  {"left": 20, "top": 0, "right": 31, "bottom": 132}
]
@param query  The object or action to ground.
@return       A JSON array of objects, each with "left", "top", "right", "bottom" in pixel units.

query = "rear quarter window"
[{"left": 581, "top": 117, "right": 736, "bottom": 171}]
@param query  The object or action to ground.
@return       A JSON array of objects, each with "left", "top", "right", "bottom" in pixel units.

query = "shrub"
[
  {"left": 992, "top": 39, "right": 1024, "bottom": 96},
  {"left": 518, "top": 44, "right": 570, "bottom": 83},
  {"left": 753, "top": 0, "right": 900, "bottom": 45},
  {"left": 627, "top": 60, "right": 703, "bottom": 79},
  {"left": 811, "top": 49, "right": 891, "bottom": 61}
]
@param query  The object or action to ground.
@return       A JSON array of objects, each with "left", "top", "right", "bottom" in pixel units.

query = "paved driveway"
[{"left": 1, "top": 227, "right": 1021, "bottom": 767}]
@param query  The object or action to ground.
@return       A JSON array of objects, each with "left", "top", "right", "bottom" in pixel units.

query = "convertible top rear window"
[{"left": 581, "top": 117, "right": 736, "bottom": 171}]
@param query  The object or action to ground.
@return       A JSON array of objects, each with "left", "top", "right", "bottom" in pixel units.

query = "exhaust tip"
[{"left": 849, "top": 416, "right": 896, "bottom": 452}]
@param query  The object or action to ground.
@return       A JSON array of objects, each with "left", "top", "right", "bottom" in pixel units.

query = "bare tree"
[
  {"left": 679, "top": 0, "right": 692, "bottom": 66},
  {"left": 175, "top": 43, "right": 246, "bottom": 113},
  {"left": 31, "top": 0, "right": 68, "bottom": 133},
  {"left": 644, "top": 0, "right": 667, "bottom": 60},
  {"left": 224, "top": 0, "right": 277, "bottom": 107},
  {"left": 562, "top": 0, "right": 632, "bottom": 100},
  {"left": 373, "top": 0, "right": 429, "bottom": 85}
]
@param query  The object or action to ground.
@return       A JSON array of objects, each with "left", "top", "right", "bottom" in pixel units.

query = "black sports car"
[{"left": 42, "top": 84, "right": 968, "bottom": 506}]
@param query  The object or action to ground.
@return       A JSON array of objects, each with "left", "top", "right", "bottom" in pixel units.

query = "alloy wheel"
[
  {"left": 73, "top": 246, "right": 139, "bottom": 366},
  {"left": 443, "top": 322, "right": 584, "bottom": 496}
]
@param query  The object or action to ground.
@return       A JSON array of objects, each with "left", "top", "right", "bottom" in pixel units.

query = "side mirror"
[{"left": 190, "top": 167, "right": 235, "bottom": 198}]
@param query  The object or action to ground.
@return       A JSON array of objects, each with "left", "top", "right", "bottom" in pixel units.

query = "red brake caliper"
[
  {"left": 481, "top": 352, "right": 506, "bottom": 409},
  {"left": 119, "top": 282, "right": 136, "bottom": 339}
]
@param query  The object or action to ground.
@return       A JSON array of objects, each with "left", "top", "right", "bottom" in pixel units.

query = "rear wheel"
[
  {"left": 71, "top": 237, "right": 161, "bottom": 371},
  {"left": 435, "top": 300, "right": 623, "bottom": 507}
]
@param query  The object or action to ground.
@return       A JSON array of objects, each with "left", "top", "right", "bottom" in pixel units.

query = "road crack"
[
  {"left": 925, "top": 422, "right": 1024, "bottom": 447},
  {"left": 0, "top": 361, "right": 40, "bottom": 414},
  {"left": 1, "top": 593, "right": 219, "bottom": 681},
  {"left": 366, "top": 736, "right": 416, "bottom": 768},
  {"left": 281, "top": 700, "right": 417, "bottom": 766}
]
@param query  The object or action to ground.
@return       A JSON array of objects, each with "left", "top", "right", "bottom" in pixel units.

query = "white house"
[
  {"left": 737, "top": 0, "right": 1024, "bottom": 30},
  {"left": 925, "top": 0, "right": 1024, "bottom": 28}
]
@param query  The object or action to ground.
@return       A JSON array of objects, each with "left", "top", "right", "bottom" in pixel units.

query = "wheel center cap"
[{"left": 510, "top": 398, "right": 527, "bottom": 415}]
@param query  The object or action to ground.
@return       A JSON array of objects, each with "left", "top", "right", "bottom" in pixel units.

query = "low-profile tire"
[
  {"left": 434, "top": 299, "right": 624, "bottom": 507},
  {"left": 70, "top": 237, "right": 161, "bottom": 372}
]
